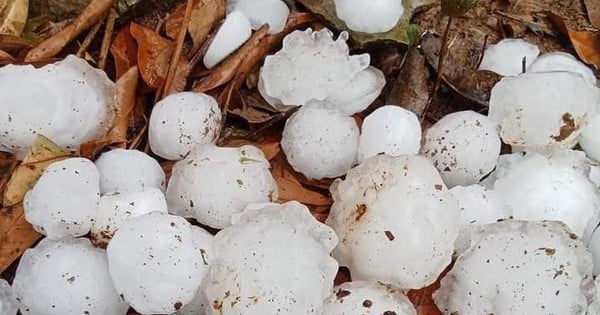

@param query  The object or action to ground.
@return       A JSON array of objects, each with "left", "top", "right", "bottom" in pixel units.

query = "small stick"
[
  {"left": 163, "top": 0, "right": 194, "bottom": 97},
  {"left": 98, "top": 9, "right": 117, "bottom": 70},
  {"left": 422, "top": 16, "right": 453, "bottom": 123},
  {"left": 76, "top": 18, "right": 104, "bottom": 58}
]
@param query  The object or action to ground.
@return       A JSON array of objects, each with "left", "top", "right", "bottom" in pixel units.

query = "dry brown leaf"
[
  {"left": 0, "top": 203, "right": 42, "bottom": 273},
  {"left": 271, "top": 153, "right": 332, "bottom": 207},
  {"left": 165, "top": 3, "right": 185, "bottom": 40},
  {"left": 548, "top": 12, "right": 600, "bottom": 67},
  {"left": 0, "top": 33, "right": 33, "bottom": 50},
  {"left": 585, "top": 0, "right": 600, "bottom": 29},
  {"left": 129, "top": 22, "right": 174, "bottom": 89},
  {"left": 110, "top": 25, "right": 138, "bottom": 79},
  {"left": 162, "top": 0, "right": 194, "bottom": 97},
  {"left": 189, "top": 0, "right": 225, "bottom": 50},
  {"left": 387, "top": 48, "right": 430, "bottom": 119},
  {"left": 108, "top": 66, "right": 139, "bottom": 147},
  {"left": 0, "top": 0, "right": 28, "bottom": 36},
  {"left": 0, "top": 48, "right": 13, "bottom": 61}
]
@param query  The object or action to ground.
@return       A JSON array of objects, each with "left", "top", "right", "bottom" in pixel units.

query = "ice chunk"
[
  {"left": 203, "top": 11, "right": 252, "bottom": 68},
  {"left": 323, "top": 281, "right": 416, "bottom": 315},
  {"left": 528, "top": 52, "right": 597, "bottom": 86},
  {"left": 323, "top": 66, "right": 386, "bottom": 116},
  {"left": 478, "top": 38, "right": 540, "bottom": 76},
  {"left": 333, "top": 0, "right": 404, "bottom": 33},
  {"left": 95, "top": 148, "right": 165, "bottom": 193},
  {"left": 227, "top": 0, "right": 289, "bottom": 34},
  {"left": 0, "top": 280, "right": 17, "bottom": 315},
  {"left": 580, "top": 115, "right": 600, "bottom": 162}
]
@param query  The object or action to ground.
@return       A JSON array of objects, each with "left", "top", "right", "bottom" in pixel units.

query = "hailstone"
[
  {"left": 478, "top": 38, "right": 540, "bottom": 76},
  {"left": 95, "top": 148, "right": 165, "bottom": 194},
  {"left": 333, "top": 0, "right": 404, "bottom": 33},
  {"left": 321, "top": 66, "right": 386, "bottom": 116},
  {"left": 226, "top": 0, "right": 289, "bottom": 34},
  {"left": 0, "top": 280, "right": 17, "bottom": 315},
  {"left": 203, "top": 11, "right": 252, "bottom": 68},
  {"left": 528, "top": 52, "right": 597, "bottom": 86},
  {"left": 323, "top": 281, "right": 416, "bottom": 315},
  {"left": 580, "top": 115, "right": 600, "bottom": 162}
]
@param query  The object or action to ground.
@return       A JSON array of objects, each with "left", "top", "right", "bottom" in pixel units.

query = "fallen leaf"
[
  {"left": 271, "top": 153, "right": 332, "bottom": 207},
  {"left": 0, "top": 0, "right": 28, "bottom": 36},
  {"left": 585, "top": 0, "right": 600, "bottom": 29},
  {"left": 129, "top": 22, "right": 174, "bottom": 89},
  {"left": 108, "top": 66, "right": 138, "bottom": 147},
  {"left": 165, "top": 3, "right": 185, "bottom": 40},
  {"left": 110, "top": 24, "right": 138, "bottom": 79},
  {"left": 0, "top": 48, "right": 13, "bottom": 61},
  {"left": 188, "top": 0, "right": 225, "bottom": 49},
  {"left": 441, "top": 0, "right": 478, "bottom": 17},
  {"left": 0, "top": 203, "right": 42, "bottom": 273},
  {"left": 548, "top": 12, "right": 600, "bottom": 67},
  {"left": 0, "top": 33, "right": 33, "bottom": 51},
  {"left": 162, "top": 0, "right": 194, "bottom": 97},
  {"left": 387, "top": 47, "right": 430, "bottom": 119}
]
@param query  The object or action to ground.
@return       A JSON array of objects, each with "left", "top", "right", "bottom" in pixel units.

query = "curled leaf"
[
  {"left": 129, "top": 22, "right": 174, "bottom": 89},
  {"left": 108, "top": 66, "right": 138, "bottom": 146},
  {"left": 110, "top": 25, "right": 138, "bottom": 79},
  {"left": 0, "top": 203, "right": 42, "bottom": 273},
  {"left": 0, "top": 0, "right": 28, "bottom": 36}
]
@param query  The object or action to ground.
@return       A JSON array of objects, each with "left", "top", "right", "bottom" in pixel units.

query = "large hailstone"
[
  {"left": 0, "top": 55, "right": 115, "bottom": 160},
  {"left": 580, "top": 115, "right": 600, "bottom": 162},
  {"left": 358, "top": 105, "right": 421, "bottom": 163},
  {"left": 323, "top": 281, "right": 416, "bottom": 315},
  {"left": 281, "top": 105, "right": 359, "bottom": 179},
  {"left": 91, "top": 188, "right": 168, "bottom": 247},
  {"left": 478, "top": 38, "right": 540, "bottom": 76},
  {"left": 421, "top": 110, "right": 501, "bottom": 187},
  {"left": 107, "top": 212, "right": 213, "bottom": 314},
  {"left": 205, "top": 201, "right": 338, "bottom": 315},
  {"left": 434, "top": 220, "right": 594, "bottom": 314},
  {"left": 0, "top": 280, "right": 17, "bottom": 315},
  {"left": 226, "top": 0, "right": 289, "bottom": 34},
  {"left": 13, "top": 238, "right": 128, "bottom": 315},
  {"left": 95, "top": 148, "right": 165, "bottom": 194},
  {"left": 528, "top": 52, "right": 597, "bottom": 86},
  {"left": 24, "top": 158, "right": 100, "bottom": 239},
  {"left": 203, "top": 11, "right": 252, "bottom": 69},
  {"left": 167, "top": 144, "right": 278, "bottom": 229},
  {"left": 488, "top": 71, "right": 599, "bottom": 151},
  {"left": 326, "top": 154, "right": 460, "bottom": 289},
  {"left": 149, "top": 92, "right": 221, "bottom": 161},
  {"left": 333, "top": 0, "right": 404, "bottom": 33}
]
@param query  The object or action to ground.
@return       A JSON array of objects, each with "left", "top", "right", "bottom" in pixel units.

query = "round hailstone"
[
  {"left": 434, "top": 220, "right": 594, "bottom": 314},
  {"left": 580, "top": 115, "right": 600, "bottom": 162},
  {"left": 205, "top": 201, "right": 338, "bottom": 315},
  {"left": 421, "top": 110, "right": 501, "bottom": 187},
  {"left": 528, "top": 52, "right": 597, "bottom": 86},
  {"left": 478, "top": 38, "right": 540, "bottom": 76},
  {"left": 488, "top": 72, "right": 599, "bottom": 151},
  {"left": 13, "top": 238, "right": 128, "bottom": 315},
  {"left": 24, "top": 157, "right": 100, "bottom": 239},
  {"left": 0, "top": 55, "right": 115, "bottom": 160},
  {"left": 203, "top": 11, "right": 252, "bottom": 68},
  {"left": 322, "top": 66, "right": 386, "bottom": 116},
  {"left": 281, "top": 106, "right": 359, "bottom": 179},
  {"left": 95, "top": 148, "right": 165, "bottom": 194},
  {"left": 167, "top": 144, "right": 278, "bottom": 229},
  {"left": 91, "top": 187, "right": 168, "bottom": 247},
  {"left": 148, "top": 92, "right": 221, "bottom": 160},
  {"left": 107, "top": 212, "right": 213, "bottom": 314},
  {"left": 227, "top": 0, "right": 289, "bottom": 34},
  {"left": 323, "top": 281, "right": 416, "bottom": 315},
  {"left": 358, "top": 105, "right": 421, "bottom": 163},
  {"left": 0, "top": 279, "right": 17, "bottom": 315},
  {"left": 333, "top": 0, "right": 404, "bottom": 33},
  {"left": 326, "top": 154, "right": 460, "bottom": 289}
]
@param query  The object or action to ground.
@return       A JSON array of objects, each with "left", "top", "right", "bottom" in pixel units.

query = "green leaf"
[{"left": 406, "top": 24, "right": 420, "bottom": 46}]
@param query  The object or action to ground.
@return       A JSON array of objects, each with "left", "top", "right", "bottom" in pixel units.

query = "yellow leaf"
[{"left": 0, "top": 0, "right": 28, "bottom": 36}]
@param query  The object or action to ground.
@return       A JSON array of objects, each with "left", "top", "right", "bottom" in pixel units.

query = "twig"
[
  {"left": 163, "top": 0, "right": 194, "bottom": 98},
  {"left": 98, "top": 9, "right": 117, "bottom": 70},
  {"left": 422, "top": 16, "right": 453, "bottom": 123},
  {"left": 76, "top": 17, "right": 104, "bottom": 58}
]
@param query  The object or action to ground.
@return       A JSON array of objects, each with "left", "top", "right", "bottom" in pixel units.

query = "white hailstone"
[
  {"left": 91, "top": 188, "right": 168, "bottom": 246},
  {"left": 13, "top": 238, "right": 128, "bottom": 315},
  {"left": 0, "top": 280, "right": 17, "bottom": 315},
  {"left": 358, "top": 105, "right": 421, "bottom": 163},
  {"left": 478, "top": 38, "right": 540, "bottom": 76},
  {"left": 326, "top": 154, "right": 460, "bottom": 289},
  {"left": 205, "top": 201, "right": 338, "bottom": 315},
  {"left": 421, "top": 110, "right": 501, "bottom": 187},
  {"left": 107, "top": 212, "right": 213, "bottom": 314},
  {"left": 0, "top": 55, "right": 115, "bottom": 160},
  {"left": 203, "top": 11, "right": 252, "bottom": 68},
  {"left": 226, "top": 0, "right": 289, "bottom": 34},
  {"left": 167, "top": 144, "right": 278, "bottom": 229},
  {"left": 95, "top": 148, "right": 165, "bottom": 194},
  {"left": 587, "top": 225, "right": 600, "bottom": 276},
  {"left": 259, "top": 28, "right": 370, "bottom": 107},
  {"left": 333, "top": 0, "right": 404, "bottom": 33},
  {"left": 322, "top": 66, "right": 386, "bottom": 116},
  {"left": 24, "top": 158, "right": 100, "bottom": 239},
  {"left": 580, "top": 115, "right": 600, "bottom": 162},
  {"left": 528, "top": 52, "right": 597, "bottom": 86},
  {"left": 588, "top": 277, "right": 600, "bottom": 315},
  {"left": 323, "top": 281, "right": 416, "bottom": 315},
  {"left": 149, "top": 92, "right": 221, "bottom": 161},
  {"left": 434, "top": 220, "right": 595, "bottom": 314},
  {"left": 489, "top": 72, "right": 599, "bottom": 151},
  {"left": 174, "top": 281, "right": 209, "bottom": 315},
  {"left": 590, "top": 159, "right": 600, "bottom": 189},
  {"left": 281, "top": 105, "right": 359, "bottom": 179}
]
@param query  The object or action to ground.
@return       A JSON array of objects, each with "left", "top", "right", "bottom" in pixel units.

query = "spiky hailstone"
[
  {"left": 167, "top": 144, "right": 278, "bottom": 229},
  {"left": 149, "top": 92, "right": 221, "bottom": 160},
  {"left": 0, "top": 55, "right": 115, "bottom": 160},
  {"left": 333, "top": 0, "right": 404, "bottom": 33},
  {"left": 95, "top": 148, "right": 165, "bottom": 194},
  {"left": 24, "top": 158, "right": 100, "bottom": 239},
  {"left": 326, "top": 154, "right": 460, "bottom": 289},
  {"left": 358, "top": 105, "right": 421, "bottom": 163},
  {"left": 478, "top": 38, "right": 540, "bottom": 76},
  {"left": 203, "top": 11, "right": 252, "bottom": 68},
  {"left": 281, "top": 105, "right": 359, "bottom": 179},
  {"left": 13, "top": 238, "right": 128, "bottom": 315},
  {"left": 227, "top": 0, "right": 289, "bottom": 34},
  {"left": 0, "top": 280, "right": 17, "bottom": 315},
  {"left": 489, "top": 71, "right": 599, "bottom": 151},
  {"left": 434, "top": 220, "right": 594, "bottom": 314},
  {"left": 107, "top": 212, "right": 213, "bottom": 314},
  {"left": 91, "top": 188, "right": 168, "bottom": 247},
  {"left": 421, "top": 110, "right": 501, "bottom": 187},
  {"left": 205, "top": 201, "right": 338, "bottom": 315},
  {"left": 579, "top": 115, "right": 600, "bottom": 162},
  {"left": 528, "top": 52, "right": 597, "bottom": 86},
  {"left": 323, "top": 281, "right": 416, "bottom": 315}
]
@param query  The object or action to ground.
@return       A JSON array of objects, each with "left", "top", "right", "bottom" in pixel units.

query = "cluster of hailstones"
[{"left": 3, "top": 7, "right": 600, "bottom": 315}]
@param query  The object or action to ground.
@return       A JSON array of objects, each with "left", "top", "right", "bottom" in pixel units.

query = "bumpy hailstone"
[
  {"left": 528, "top": 52, "right": 597, "bottom": 86},
  {"left": 488, "top": 71, "right": 599, "bottom": 151},
  {"left": 281, "top": 106, "right": 359, "bottom": 179},
  {"left": 205, "top": 201, "right": 338, "bottom": 315},
  {"left": 478, "top": 38, "right": 540, "bottom": 76},
  {"left": 203, "top": 11, "right": 252, "bottom": 68},
  {"left": 149, "top": 92, "right": 221, "bottom": 160},
  {"left": 13, "top": 238, "right": 128, "bottom": 315},
  {"left": 333, "top": 0, "right": 404, "bottom": 33},
  {"left": 434, "top": 220, "right": 594, "bottom": 314},
  {"left": 0, "top": 55, "right": 115, "bottom": 160},
  {"left": 167, "top": 144, "right": 278, "bottom": 229},
  {"left": 323, "top": 281, "right": 416, "bottom": 315},
  {"left": 0, "top": 279, "right": 17, "bottom": 315},
  {"left": 95, "top": 148, "right": 165, "bottom": 194},
  {"left": 358, "top": 105, "right": 421, "bottom": 163},
  {"left": 580, "top": 115, "right": 600, "bottom": 162},
  {"left": 227, "top": 0, "right": 289, "bottom": 34},
  {"left": 107, "top": 212, "right": 212, "bottom": 314},
  {"left": 91, "top": 188, "right": 168, "bottom": 247},
  {"left": 322, "top": 66, "right": 386, "bottom": 116},
  {"left": 24, "top": 157, "right": 100, "bottom": 239},
  {"left": 421, "top": 110, "right": 501, "bottom": 187},
  {"left": 326, "top": 154, "right": 460, "bottom": 289}
]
